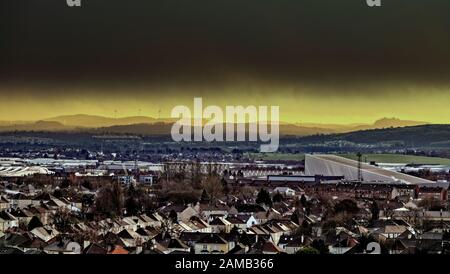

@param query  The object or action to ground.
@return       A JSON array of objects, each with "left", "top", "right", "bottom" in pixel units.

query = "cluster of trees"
[
  {"left": 95, "top": 181, "right": 124, "bottom": 217},
  {"left": 94, "top": 181, "right": 156, "bottom": 218},
  {"left": 295, "top": 239, "right": 329, "bottom": 255},
  {"left": 256, "top": 189, "right": 272, "bottom": 207},
  {"left": 93, "top": 168, "right": 233, "bottom": 218},
  {"left": 158, "top": 166, "right": 234, "bottom": 205},
  {"left": 201, "top": 174, "right": 225, "bottom": 203},
  {"left": 321, "top": 199, "right": 360, "bottom": 230},
  {"left": 255, "top": 188, "right": 288, "bottom": 207}
]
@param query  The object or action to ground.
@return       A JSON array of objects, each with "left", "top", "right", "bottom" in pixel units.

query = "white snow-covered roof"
[
  {"left": 394, "top": 207, "right": 410, "bottom": 212},
  {"left": 0, "top": 166, "right": 54, "bottom": 177},
  {"left": 305, "top": 154, "right": 436, "bottom": 185}
]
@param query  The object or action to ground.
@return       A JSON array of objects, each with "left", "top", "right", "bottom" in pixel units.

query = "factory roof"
[{"left": 306, "top": 154, "right": 435, "bottom": 185}]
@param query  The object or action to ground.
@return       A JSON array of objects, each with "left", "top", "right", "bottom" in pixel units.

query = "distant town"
[{"left": 1, "top": 134, "right": 450, "bottom": 254}]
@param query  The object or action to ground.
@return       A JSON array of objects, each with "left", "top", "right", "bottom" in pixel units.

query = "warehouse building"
[{"left": 305, "top": 154, "right": 435, "bottom": 185}]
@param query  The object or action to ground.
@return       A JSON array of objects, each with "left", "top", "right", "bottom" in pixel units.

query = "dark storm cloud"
[{"left": 1, "top": 0, "right": 450, "bottom": 93}]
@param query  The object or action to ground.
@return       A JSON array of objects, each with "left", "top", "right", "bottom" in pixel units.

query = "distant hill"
[
  {"left": 349, "top": 117, "right": 427, "bottom": 131},
  {"left": 43, "top": 114, "right": 177, "bottom": 128},
  {"left": 1, "top": 122, "right": 449, "bottom": 152},
  {"left": 294, "top": 117, "right": 427, "bottom": 134},
  {"left": 89, "top": 122, "right": 174, "bottom": 135},
  {"left": 86, "top": 122, "right": 338, "bottom": 136},
  {"left": 0, "top": 115, "right": 429, "bottom": 136},
  {"left": 82, "top": 118, "right": 428, "bottom": 137},
  {"left": 0, "top": 121, "right": 70, "bottom": 132},
  {"left": 298, "top": 124, "right": 450, "bottom": 147}
]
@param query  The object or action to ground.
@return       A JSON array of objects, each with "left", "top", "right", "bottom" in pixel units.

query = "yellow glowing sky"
[{"left": 1, "top": 83, "right": 449, "bottom": 124}]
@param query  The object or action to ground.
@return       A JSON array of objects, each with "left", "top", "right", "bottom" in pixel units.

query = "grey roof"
[{"left": 0, "top": 247, "right": 24, "bottom": 254}]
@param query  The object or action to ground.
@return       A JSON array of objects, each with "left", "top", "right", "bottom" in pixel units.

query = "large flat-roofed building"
[
  {"left": 305, "top": 154, "right": 435, "bottom": 185},
  {"left": 266, "top": 175, "right": 343, "bottom": 183},
  {"left": 0, "top": 166, "right": 54, "bottom": 177}
]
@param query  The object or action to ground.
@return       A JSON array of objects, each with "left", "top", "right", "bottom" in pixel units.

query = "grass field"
[
  {"left": 338, "top": 153, "right": 450, "bottom": 165},
  {"left": 247, "top": 152, "right": 450, "bottom": 165}
]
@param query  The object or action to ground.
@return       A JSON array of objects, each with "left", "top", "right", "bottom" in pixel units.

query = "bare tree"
[
  {"left": 52, "top": 208, "right": 75, "bottom": 233},
  {"left": 95, "top": 181, "right": 124, "bottom": 217},
  {"left": 201, "top": 174, "right": 224, "bottom": 204}
]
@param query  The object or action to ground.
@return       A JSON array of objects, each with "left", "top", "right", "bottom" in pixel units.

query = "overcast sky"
[{"left": 1, "top": 0, "right": 449, "bottom": 123}]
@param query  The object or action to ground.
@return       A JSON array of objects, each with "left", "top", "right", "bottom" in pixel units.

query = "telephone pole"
[{"left": 357, "top": 152, "right": 363, "bottom": 182}]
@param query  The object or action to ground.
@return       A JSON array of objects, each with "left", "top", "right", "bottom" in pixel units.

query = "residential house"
[
  {"left": 138, "top": 174, "right": 155, "bottom": 185},
  {"left": 108, "top": 245, "right": 129, "bottom": 254},
  {"left": 226, "top": 214, "right": 258, "bottom": 230},
  {"left": 415, "top": 232, "right": 444, "bottom": 254},
  {"left": 416, "top": 186, "right": 448, "bottom": 201},
  {"left": 179, "top": 232, "right": 208, "bottom": 248},
  {"left": 0, "top": 196, "right": 9, "bottom": 210},
  {"left": 134, "top": 228, "right": 151, "bottom": 242},
  {"left": 19, "top": 184, "right": 37, "bottom": 196},
  {"left": 254, "top": 208, "right": 283, "bottom": 224},
  {"left": 254, "top": 222, "right": 286, "bottom": 244},
  {"left": 0, "top": 232, "right": 30, "bottom": 250},
  {"left": 17, "top": 236, "right": 47, "bottom": 253},
  {"left": 194, "top": 234, "right": 229, "bottom": 254},
  {"left": 278, "top": 235, "right": 304, "bottom": 254},
  {"left": 46, "top": 197, "right": 70, "bottom": 212},
  {"left": 273, "top": 187, "right": 296, "bottom": 197},
  {"left": 117, "top": 229, "right": 143, "bottom": 247},
  {"left": 9, "top": 208, "right": 33, "bottom": 226},
  {"left": 389, "top": 228, "right": 417, "bottom": 254},
  {"left": 209, "top": 217, "right": 232, "bottom": 233},
  {"left": 228, "top": 243, "right": 249, "bottom": 254},
  {"left": 185, "top": 216, "right": 211, "bottom": 233},
  {"left": 31, "top": 192, "right": 53, "bottom": 207},
  {"left": 199, "top": 204, "right": 229, "bottom": 220},
  {"left": 122, "top": 216, "right": 140, "bottom": 230},
  {"left": 326, "top": 227, "right": 360, "bottom": 254},
  {"left": 235, "top": 204, "right": 266, "bottom": 216},
  {"left": 27, "top": 205, "right": 51, "bottom": 225},
  {"left": 378, "top": 225, "right": 409, "bottom": 240},
  {"left": 139, "top": 213, "right": 162, "bottom": 228},
  {"left": 247, "top": 238, "right": 284, "bottom": 254},
  {"left": 391, "top": 186, "right": 415, "bottom": 200},
  {"left": 30, "top": 226, "right": 60, "bottom": 242},
  {"left": 167, "top": 238, "right": 191, "bottom": 254},
  {"left": 43, "top": 239, "right": 82, "bottom": 254},
  {"left": 83, "top": 243, "right": 108, "bottom": 254},
  {"left": 159, "top": 205, "right": 199, "bottom": 223},
  {"left": 0, "top": 211, "right": 19, "bottom": 232},
  {"left": 173, "top": 221, "right": 194, "bottom": 234},
  {"left": 9, "top": 193, "right": 33, "bottom": 209}
]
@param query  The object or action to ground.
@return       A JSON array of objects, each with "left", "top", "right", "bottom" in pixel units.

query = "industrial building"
[
  {"left": 305, "top": 154, "right": 436, "bottom": 185},
  {"left": 0, "top": 166, "right": 54, "bottom": 177}
]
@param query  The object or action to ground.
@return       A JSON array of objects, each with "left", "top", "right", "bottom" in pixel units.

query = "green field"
[
  {"left": 247, "top": 152, "right": 450, "bottom": 165},
  {"left": 339, "top": 153, "right": 450, "bottom": 165}
]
